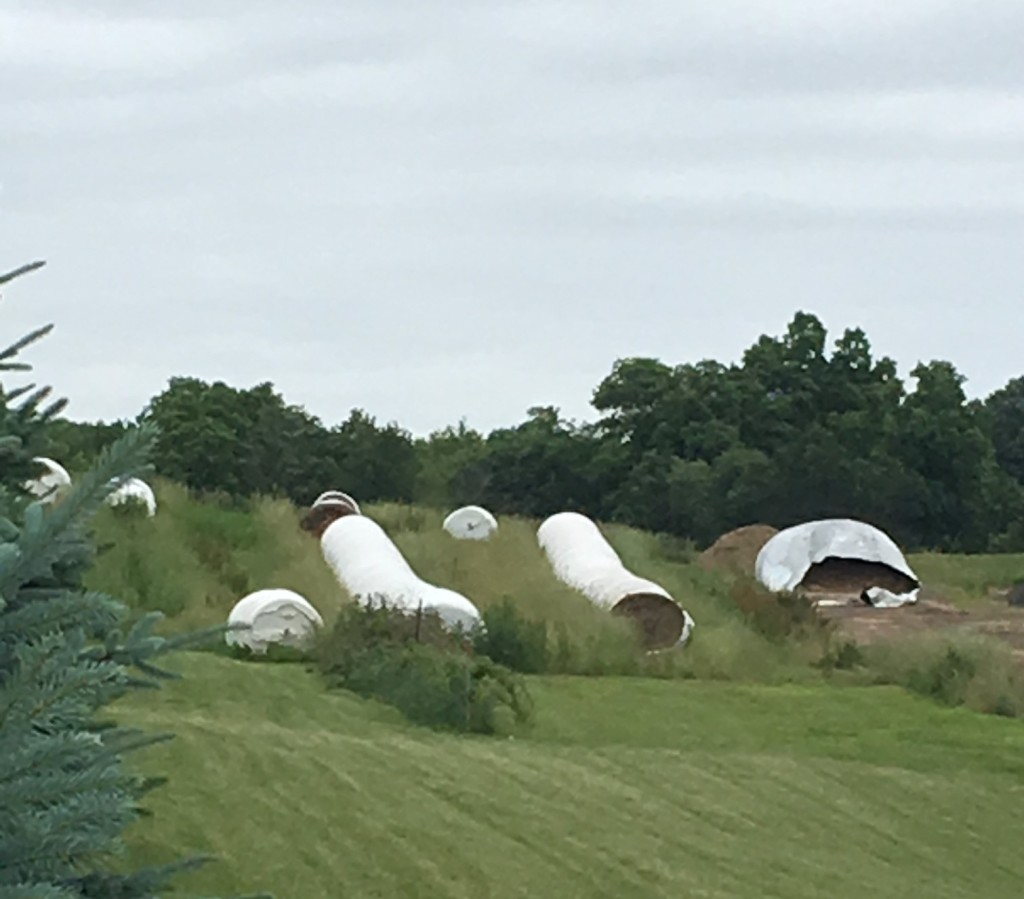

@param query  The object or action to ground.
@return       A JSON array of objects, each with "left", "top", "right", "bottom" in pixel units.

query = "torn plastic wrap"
[{"left": 755, "top": 518, "right": 920, "bottom": 607}]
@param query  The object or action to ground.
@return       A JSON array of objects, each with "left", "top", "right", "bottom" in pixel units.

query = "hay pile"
[
  {"left": 698, "top": 524, "right": 778, "bottom": 577},
  {"left": 800, "top": 557, "right": 918, "bottom": 597}
]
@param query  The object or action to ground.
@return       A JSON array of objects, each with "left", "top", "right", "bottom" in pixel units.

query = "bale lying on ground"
[
  {"left": 106, "top": 476, "right": 157, "bottom": 517},
  {"left": 301, "top": 490, "right": 361, "bottom": 537},
  {"left": 443, "top": 505, "right": 498, "bottom": 541},
  {"left": 226, "top": 588, "right": 324, "bottom": 654},
  {"left": 24, "top": 456, "right": 71, "bottom": 504},
  {"left": 755, "top": 518, "right": 920, "bottom": 607},
  {"left": 537, "top": 511, "right": 694, "bottom": 651},
  {"left": 316, "top": 506, "right": 481, "bottom": 632}
]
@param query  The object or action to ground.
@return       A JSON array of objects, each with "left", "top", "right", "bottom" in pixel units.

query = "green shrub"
[
  {"left": 729, "top": 578, "right": 828, "bottom": 643},
  {"left": 473, "top": 597, "right": 549, "bottom": 673},
  {"left": 864, "top": 634, "right": 1024, "bottom": 717},
  {"left": 316, "top": 602, "right": 532, "bottom": 734}
]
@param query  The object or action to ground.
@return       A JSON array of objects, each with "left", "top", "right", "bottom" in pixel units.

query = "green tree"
[
  {"left": 986, "top": 376, "right": 1024, "bottom": 484},
  {"left": 0, "top": 263, "right": 260, "bottom": 897}
]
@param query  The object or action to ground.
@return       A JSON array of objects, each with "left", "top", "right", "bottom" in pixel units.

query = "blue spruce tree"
[{"left": 0, "top": 262, "right": 262, "bottom": 897}]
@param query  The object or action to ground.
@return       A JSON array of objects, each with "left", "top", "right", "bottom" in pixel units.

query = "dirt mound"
[{"left": 698, "top": 524, "right": 778, "bottom": 576}]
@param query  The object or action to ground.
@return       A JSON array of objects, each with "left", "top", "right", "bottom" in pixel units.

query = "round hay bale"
[
  {"left": 698, "top": 524, "right": 779, "bottom": 576},
  {"left": 226, "top": 588, "right": 323, "bottom": 654},
  {"left": 313, "top": 491, "right": 361, "bottom": 514},
  {"left": 443, "top": 505, "right": 498, "bottom": 541},
  {"left": 24, "top": 457, "right": 72, "bottom": 505},
  {"left": 537, "top": 511, "right": 694, "bottom": 651},
  {"left": 106, "top": 477, "right": 157, "bottom": 517},
  {"left": 301, "top": 495, "right": 360, "bottom": 537}
]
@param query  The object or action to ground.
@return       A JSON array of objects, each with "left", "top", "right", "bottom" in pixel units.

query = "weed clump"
[
  {"left": 473, "top": 597, "right": 550, "bottom": 673},
  {"left": 316, "top": 602, "right": 532, "bottom": 734},
  {"left": 863, "top": 633, "right": 1024, "bottom": 717}
]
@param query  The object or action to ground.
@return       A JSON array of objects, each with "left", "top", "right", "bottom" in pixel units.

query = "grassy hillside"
[
  {"left": 118, "top": 653, "right": 1024, "bottom": 898},
  {"left": 96, "top": 484, "right": 1024, "bottom": 896}
]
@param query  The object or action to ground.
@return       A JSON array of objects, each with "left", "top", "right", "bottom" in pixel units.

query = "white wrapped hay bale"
[
  {"left": 443, "top": 505, "right": 498, "bottom": 541},
  {"left": 321, "top": 514, "right": 482, "bottom": 631},
  {"left": 313, "top": 490, "right": 361, "bottom": 515},
  {"left": 106, "top": 477, "right": 157, "bottom": 517},
  {"left": 301, "top": 490, "right": 361, "bottom": 537},
  {"left": 24, "top": 457, "right": 72, "bottom": 504},
  {"left": 537, "top": 512, "right": 694, "bottom": 650},
  {"left": 755, "top": 518, "right": 920, "bottom": 607},
  {"left": 226, "top": 588, "right": 324, "bottom": 654}
]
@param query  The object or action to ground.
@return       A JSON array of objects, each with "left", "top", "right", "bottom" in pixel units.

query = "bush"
[
  {"left": 864, "top": 633, "right": 1024, "bottom": 717},
  {"left": 316, "top": 602, "right": 533, "bottom": 734},
  {"left": 729, "top": 578, "right": 829, "bottom": 643},
  {"left": 473, "top": 597, "right": 550, "bottom": 673}
]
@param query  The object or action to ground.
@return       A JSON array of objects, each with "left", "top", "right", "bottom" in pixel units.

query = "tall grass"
[
  {"left": 86, "top": 485, "right": 1024, "bottom": 710},
  {"left": 908, "top": 551, "right": 1024, "bottom": 606}
]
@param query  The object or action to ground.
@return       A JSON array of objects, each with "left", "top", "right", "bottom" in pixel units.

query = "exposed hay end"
[
  {"left": 799, "top": 557, "right": 919, "bottom": 596},
  {"left": 612, "top": 593, "right": 686, "bottom": 651},
  {"left": 300, "top": 500, "right": 359, "bottom": 538}
]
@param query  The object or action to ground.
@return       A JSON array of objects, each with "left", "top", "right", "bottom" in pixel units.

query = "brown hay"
[
  {"left": 611, "top": 593, "right": 685, "bottom": 651},
  {"left": 799, "top": 557, "right": 918, "bottom": 596},
  {"left": 300, "top": 501, "right": 359, "bottom": 538},
  {"left": 698, "top": 524, "right": 779, "bottom": 576}
]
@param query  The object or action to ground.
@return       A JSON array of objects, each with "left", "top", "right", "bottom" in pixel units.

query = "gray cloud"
[{"left": 2, "top": 0, "right": 1023, "bottom": 434}]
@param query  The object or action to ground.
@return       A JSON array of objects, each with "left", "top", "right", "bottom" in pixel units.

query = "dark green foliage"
[
  {"left": 51, "top": 308, "right": 1024, "bottom": 552},
  {"left": 0, "top": 266, "right": 256, "bottom": 897},
  {"left": 140, "top": 378, "right": 417, "bottom": 506},
  {"left": 316, "top": 603, "right": 533, "bottom": 734},
  {"left": 473, "top": 598, "right": 550, "bottom": 673}
]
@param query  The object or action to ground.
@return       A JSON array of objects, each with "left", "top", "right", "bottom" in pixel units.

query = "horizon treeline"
[{"left": 47, "top": 312, "right": 1024, "bottom": 553}]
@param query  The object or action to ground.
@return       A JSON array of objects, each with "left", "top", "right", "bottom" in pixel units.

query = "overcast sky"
[{"left": 2, "top": 1, "right": 1022, "bottom": 435}]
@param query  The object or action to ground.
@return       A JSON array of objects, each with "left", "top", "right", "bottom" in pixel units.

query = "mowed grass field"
[
  {"left": 94, "top": 483, "right": 1024, "bottom": 896},
  {"left": 118, "top": 653, "right": 1024, "bottom": 898}
]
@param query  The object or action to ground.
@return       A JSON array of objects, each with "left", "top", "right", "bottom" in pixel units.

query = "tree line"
[{"left": 49, "top": 312, "right": 1024, "bottom": 553}]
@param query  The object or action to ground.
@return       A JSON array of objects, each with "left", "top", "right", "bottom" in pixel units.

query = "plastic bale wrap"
[
  {"left": 321, "top": 515, "right": 482, "bottom": 632},
  {"left": 313, "top": 490, "right": 361, "bottom": 515},
  {"left": 226, "top": 588, "right": 324, "bottom": 654},
  {"left": 537, "top": 511, "right": 694, "bottom": 650},
  {"left": 24, "top": 456, "right": 72, "bottom": 504},
  {"left": 106, "top": 476, "right": 157, "bottom": 517},
  {"left": 755, "top": 518, "right": 920, "bottom": 606},
  {"left": 301, "top": 491, "right": 361, "bottom": 537},
  {"left": 443, "top": 505, "right": 498, "bottom": 541}
]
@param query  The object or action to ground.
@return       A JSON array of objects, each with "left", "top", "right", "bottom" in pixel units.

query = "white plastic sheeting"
[
  {"left": 443, "top": 505, "right": 498, "bottom": 541},
  {"left": 106, "top": 477, "right": 157, "bottom": 517},
  {"left": 313, "top": 491, "right": 361, "bottom": 515},
  {"left": 226, "top": 588, "right": 324, "bottom": 653},
  {"left": 321, "top": 515, "right": 481, "bottom": 631},
  {"left": 755, "top": 518, "right": 920, "bottom": 606},
  {"left": 24, "top": 457, "right": 71, "bottom": 504},
  {"left": 537, "top": 512, "right": 694, "bottom": 649}
]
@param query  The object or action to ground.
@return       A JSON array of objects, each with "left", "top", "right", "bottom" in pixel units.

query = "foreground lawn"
[{"left": 117, "top": 654, "right": 1024, "bottom": 898}]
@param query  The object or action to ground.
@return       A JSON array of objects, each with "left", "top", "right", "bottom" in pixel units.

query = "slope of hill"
[
  {"left": 116, "top": 652, "right": 1024, "bottom": 898},
  {"left": 90, "top": 483, "right": 1024, "bottom": 895}
]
